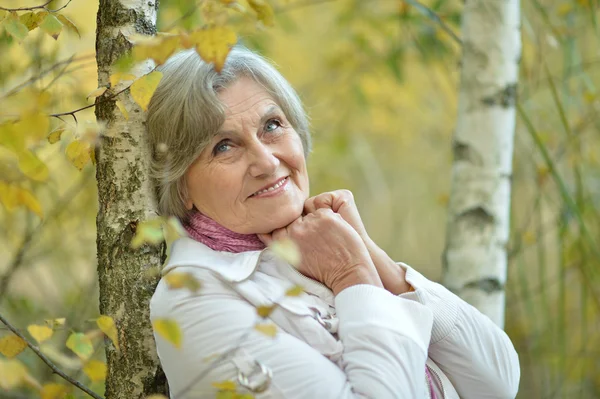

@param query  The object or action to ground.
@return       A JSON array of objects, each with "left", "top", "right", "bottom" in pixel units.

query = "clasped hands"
[{"left": 258, "top": 190, "right": 412, "bottom": 296}]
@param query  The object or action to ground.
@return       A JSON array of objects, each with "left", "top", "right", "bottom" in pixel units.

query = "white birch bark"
[
  {"left": 95, "top": 1, "right": 166, "bottom": 397},
  {"left": 442, "top": 0, "right": 521, "bottom": 328}
]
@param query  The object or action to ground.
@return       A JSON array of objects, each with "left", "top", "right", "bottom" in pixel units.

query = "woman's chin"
[{"left": 253, "top": 207, "right": 303, "bottom": 235}]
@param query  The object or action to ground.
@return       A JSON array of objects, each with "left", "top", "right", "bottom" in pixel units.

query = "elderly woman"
[{"left": 147, "top": 46, "right": 520, "bottom": 399}]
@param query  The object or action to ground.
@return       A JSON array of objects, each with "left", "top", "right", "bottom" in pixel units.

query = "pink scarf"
[
  {"left": 183, "top": 211, "right": 266, "bottom": 253},
  {"left": 184, "top": 211, "right": 436, "bottom": 398}
]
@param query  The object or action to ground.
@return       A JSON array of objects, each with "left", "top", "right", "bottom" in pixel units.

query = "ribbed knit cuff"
[
  {"left": 335, "top": 284, "right": 433, "bottom": 354},
  {"left": 397, "top": 263, "right": 459, "bottom": 344}
]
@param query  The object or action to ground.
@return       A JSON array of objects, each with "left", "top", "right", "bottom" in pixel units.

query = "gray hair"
[{"left": 146, "top": 46, "right": 312, "bottom": 220}]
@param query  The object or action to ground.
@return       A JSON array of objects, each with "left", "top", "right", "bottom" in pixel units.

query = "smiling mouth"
[{"left": 249, "top": 177, "right": 289, "bottom": 197}]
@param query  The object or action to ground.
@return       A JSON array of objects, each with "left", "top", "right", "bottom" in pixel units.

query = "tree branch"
[
  {"left": 0, "top": 312, "right": 104, "bottom": 399},
  {"left": 0, "top": 0, "right": 71, "bottom": 12},
  {"left": 404, "top": 0, "right": 462, "bottom": 46}
]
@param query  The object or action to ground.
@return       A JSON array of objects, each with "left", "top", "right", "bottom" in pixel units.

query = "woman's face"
[{"left": 184, "top": 77, "right": 310, "bottom": 234}]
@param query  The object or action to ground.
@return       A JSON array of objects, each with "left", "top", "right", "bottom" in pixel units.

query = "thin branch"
[
  {"left": 404, "top": 0, "right": 462, "bottom": 46},
  {"left": 49, "top": 85, "right": 129, "bottom": 123},
  {"left": 0, "top": 54, "right": 95, "bottom": 101},
  {"left": 0, "top": 0, "right": 72, "bottom": 12},
  {"left": 0, "top": 0, "right": 53, "bottom": 12},
  {"left": 0, "top": 312, "right": 104, "bottom": 399}
]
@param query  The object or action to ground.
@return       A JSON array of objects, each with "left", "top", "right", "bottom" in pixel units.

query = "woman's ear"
[{"left": 185, "top": 198, "right": 194, "bottom": 210}]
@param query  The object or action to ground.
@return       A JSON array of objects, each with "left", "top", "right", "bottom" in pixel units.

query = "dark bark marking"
[
  {"left": 481, "top": 83, "right": 518, "bottom": 108},
  {"left": 464, "top": 277, "right": 504, "bottom": 293},
  {"left": 452, "top": 140, "right": 483, "bottom": 166}
]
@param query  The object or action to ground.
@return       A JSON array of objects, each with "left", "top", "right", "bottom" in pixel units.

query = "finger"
[
  {"left": 257, "top": 233, "right": 274, "bottom": 246},
  {"left": 304, "top": 192, "right": 334, "bottom": 214}
]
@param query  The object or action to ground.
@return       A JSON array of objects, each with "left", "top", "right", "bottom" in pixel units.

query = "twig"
[
  {"left": 404, "top": 0, "right": 462, "bottom": 45},
  {"left": 49, "top": 85, "right": 129, "bottom": 123},
  {"left": 0, "top": 312, "right": 104, "bottom": 399},
  {"left": 0, "top": 54, "right": 95, "bottom": 101},
  {"left": 0, "top": 0, "right": 71, "bottom": 12}
]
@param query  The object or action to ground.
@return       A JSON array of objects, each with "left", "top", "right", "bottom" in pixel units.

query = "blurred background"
[{"left": 1, "top": 0, "right": 599, "bottom": 398}]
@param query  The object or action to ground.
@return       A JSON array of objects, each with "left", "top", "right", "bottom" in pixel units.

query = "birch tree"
[
  {"left": 442, "top": 0, "right": 521, "bottom": 328},
  {"left": 95, "top": 1, "right": 166, "bottom": 398}
]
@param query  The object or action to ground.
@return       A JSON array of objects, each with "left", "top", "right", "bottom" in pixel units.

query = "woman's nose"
[{"left": 247, "top": 142, "right": 280, "bottom": 177}]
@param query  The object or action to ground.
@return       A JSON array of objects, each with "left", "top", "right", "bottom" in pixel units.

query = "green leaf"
[
  {"left": 130, "top": 71, "right": 163, "bottom": 111},
  {"left": 4, "top": 13, "right": 29, "bottom": 42},
  {"left": 39, "top": 14, "right": 63, "bottom": 40},
  {"left": 65, "top": 333, "right": 93, "bottom": 361},
  {"left": 131, "top": 217, "right": 165, "bottom": 248}
]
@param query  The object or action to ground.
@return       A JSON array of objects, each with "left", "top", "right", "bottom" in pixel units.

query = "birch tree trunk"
[
  {"left": 95, "top": 1, "right": 167, "bottom": 397},
  {"left": 442, "top": 0, "right": 521, "bottom": 328}
]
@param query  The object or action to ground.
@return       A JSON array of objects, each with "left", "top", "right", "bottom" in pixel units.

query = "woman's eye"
[
  {"left": 265, "top": 119, "right": 281, "bottom": 132},
  {"left": 213, "top": 140, "right": 231, "bottom": 155}
]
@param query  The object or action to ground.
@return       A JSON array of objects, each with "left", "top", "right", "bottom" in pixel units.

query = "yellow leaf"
[
  {"left": 189, "top": 27, "right": 237, "bottom": 72},
  {"left": 164, "top": 216, "right": 187, "bottom": 246},
  {"left": 285, "top": 285, "right": 304, "bottom": 297},
  {"left": 65, "top": 140, "right": 91, "bottom": 171},
  {"left": 86, "top": 86, "right": 107, "bottom": 100},
  {"left": 152, "top": 319, "right": 182, "bottom": 349},
  {"left": 56, "top": 14, "right": 79, "bottom": 37},
  {"left": 109, "top": 72, "right": 136, "bottom": 88},
  {"left": 19, "top": 11, "right": 46, "bottom": 31},
  {"left": 133, "top": 35, "right": 181, "bottom": 66},
  {"left": 212, "top": 380, "right": 237, "bottom": 391},
  {"left": 27, "top": 324, "right": 53, "bottom": 344},
  {"left": 256, "top": 305, "right": 275, "bottom": 318},
  {"left": 115, "top": 100, "right": 129, "bottom": 120},
  {"left": 0, "top": 334, "right": 27, "bottom": 358},
  {"left": 83, "top": 360, "right": 107, "bottom": 382},
  {"left": 39, "top": 13, "right": 63, "bottom": 40},
  {"left": 164, "top": 272, "right": 202, "bottom": 293},
  {"left": 131, "top": 217, "right": 165, "bottom": 248},
  {"left": 66, "top": 332, "right": 94, "bottom": 360},
  {"left": 0, "top": 359, "right": 28, "bottom": 390},
  {"left": 18, "top": 150, "right": 49, "bottom": 181},
  {"left": 254, "top": 323, "right": 277, "bottom": 338},
  {"left": 16, "top": 186, "right": 43, "bottom": 218},
  {"left": 15, "top": 112, "right": 50, "bottom": 143},
  {"left": 96, "top": 315, "right": 119, "bottom": 351},
  {"left": 45, "top": 318, "right": 66, "bottom": 328},
  {"left": 0, "top": 181, "right": 19, "bottom": 211},
  {"left": 248, "top": 0, "right": 275, "bottom": 26},
  {"left": 47, "top": 128, "right": 66, "bottom": 144},
  {"left": 40, "top": 383, "right": 70, "bottom": 399},
  {"left": 130, "top": 71, "right": 163, "bottom": 111},
  {"left": 145, "top": 395, "right": 169, "bottom": 399},
  {"left": 269, "top": 238, "right": 301, "bottom": 267}
]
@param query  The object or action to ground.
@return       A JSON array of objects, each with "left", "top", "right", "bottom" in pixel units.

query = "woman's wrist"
[
  {"left": 364, "top": 238, "right": 413, "bottom": 295},
  {"left": 330, "top": 263, "right": 383, "bottom": 296}
]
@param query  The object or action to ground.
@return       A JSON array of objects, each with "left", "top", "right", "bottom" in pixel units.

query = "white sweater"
[{"left": 150, "top": 237, "right": 520, "bottom": 398}]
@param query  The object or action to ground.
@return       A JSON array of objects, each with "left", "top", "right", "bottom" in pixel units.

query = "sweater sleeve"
[
  {"left": 398, "top": 263, "right": 521, "bottom": 399},
  {"left": 150, "top": 269, "right": 434, "bottom": 399}
]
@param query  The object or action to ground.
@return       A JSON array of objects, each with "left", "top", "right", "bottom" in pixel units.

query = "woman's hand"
[
  {"left": 304, "top": 190, "right": 413, "bottom": 295},
  {"left": 258, "top": 208, "right": 383, "bottom": 295}
]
